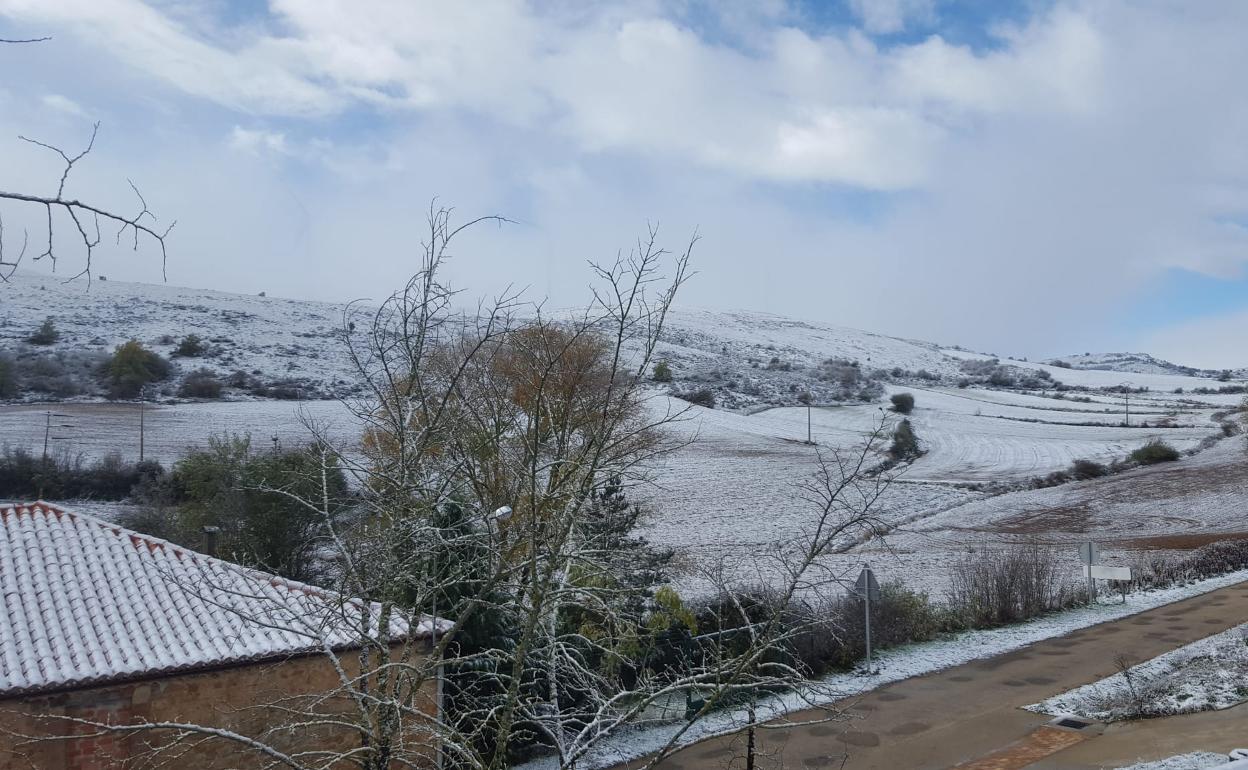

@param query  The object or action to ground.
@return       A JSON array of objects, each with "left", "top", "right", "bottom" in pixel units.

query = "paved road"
[{"left": 626, "top": 580, "right": 1248, "bottom": 770}]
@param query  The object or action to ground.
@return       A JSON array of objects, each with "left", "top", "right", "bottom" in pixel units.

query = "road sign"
[
  {"left": 1078, "top": 542, "right": 1100, "bottom": 566},
  {"left": 854, "top": 567, "right": 881, "bottom": 600},
  {"left": 1084, "top": 565, "right": 1131, "bottom": 581},
  {"left": 854, "top": 565, "right": 881, "bottom": 675}
]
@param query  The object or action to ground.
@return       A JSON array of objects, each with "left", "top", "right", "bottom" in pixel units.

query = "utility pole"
[
  {"left": 807, "top": 401, "right": 812, "bottom": 444},
  {"left": 139, "top": 400, "right": 145, "bottom": 462}
]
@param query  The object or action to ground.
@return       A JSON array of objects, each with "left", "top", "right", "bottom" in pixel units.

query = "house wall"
[{"left": 0, "top": 648, "right": 437, "bottom": 770}]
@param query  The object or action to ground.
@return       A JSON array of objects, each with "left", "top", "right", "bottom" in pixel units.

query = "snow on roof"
[{"left": 0, "top": 501, "right": 440, "bottom": 697}]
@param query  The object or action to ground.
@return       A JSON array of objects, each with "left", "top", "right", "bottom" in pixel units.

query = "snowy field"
[
  {"left": 630, "top": 384, "right": 1237, "bottom": 596},
  {"left": 3, "top": 273, "right": 1244, "bottom": 602},
  {"left": 2, "top": 384, "right": 1240, "bottom": 599},
  {"left": 0, "top": 400, "right": 358, "bottom": 465}
]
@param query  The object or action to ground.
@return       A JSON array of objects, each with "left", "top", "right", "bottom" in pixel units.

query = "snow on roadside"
[
  {"left": 519, "top": 569, "right": 1248, "bottom": 770},
  {"left": 1113, "top": 752, "right": 1230, "bottom": 770},
  {"left": 1028, "top": 622, "right": 1248, "bottom": 721}
]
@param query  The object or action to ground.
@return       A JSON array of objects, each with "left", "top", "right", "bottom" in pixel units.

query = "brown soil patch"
[
  {"left": 989, "top": 505, "right": 1093, "bottom": 535},
  {"left": 1111, "top": 531, "right": 1248, "bottom": 550}
]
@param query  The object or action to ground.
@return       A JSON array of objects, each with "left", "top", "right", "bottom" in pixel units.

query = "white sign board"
[
  {"left": 1084, "top": 565, "right": 1131, "bottom": 581},
  {"left": 1078, "top": 542, "right": 1100, "bottom": 565}
]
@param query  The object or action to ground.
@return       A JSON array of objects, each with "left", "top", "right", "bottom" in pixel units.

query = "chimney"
[{"left": 201, "top": 525, "right": 221, "bottom": 557}]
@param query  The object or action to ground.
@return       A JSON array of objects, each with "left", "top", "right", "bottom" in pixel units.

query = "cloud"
[
  {"left": 1143, "top": 309, "right": 1248, "bottom": 370},
  {"left": 847, "top": 0, "right": 935, "bottom": 35},
  {"left": 228, "top": 126, "right": 288, "bottom": 155},
  {"left": 1, "top": 1, "right": 1248, "bottom": 367},
  {"left": 0, "top": 0, "right": 1103, "bottom": 190},
  {"left": 40, "top": 93, "right": 87, "bottom": 118}
]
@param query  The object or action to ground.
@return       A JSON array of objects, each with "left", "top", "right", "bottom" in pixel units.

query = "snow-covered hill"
[
  {"left": 0, "top": 272, "right": 1235, "bottom": 407},
  {"left": 1045, "top": 352, "right": 1214, "bottom": 377},
  {"left": 0, "top": 273, "right": 354, "bottom": 400}
]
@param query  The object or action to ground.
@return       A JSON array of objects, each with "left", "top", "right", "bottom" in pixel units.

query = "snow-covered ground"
[
  {"left": 1115, "top": 753, "right": 1233, "bottom": 770},
  {"left": 3, "top": 273, "right": 1244, "bottom": 603},
  {"left": 1002, "top": 359, "right": 1235, "bottom": 393},
  {"left": 520, "top": 569, "right": 1248, "bottom": 770},
  {"left": 0, "top": 272, "right": 356, "bottom": 397},
  {"left": 2, "top": 385, "right": 1238, "bottom": 599},
  {"left": 1029, "top": 621, "right": 1248, "bottom": 721},
  {"left": 660, "top": 308, "right": 961, "bottom": 378},
  {"left": 1042, "top": 352, "right": 1209, "bottom": 377},
  {"left": 0, "top": 400, "right": 358, "bottom": 465},
  {"left": 632, "top": 382, "right": 1236, "bottom": 596}
]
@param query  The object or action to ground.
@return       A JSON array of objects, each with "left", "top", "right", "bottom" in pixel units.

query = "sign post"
[
  {"left": 1084, "top": 564, "right": 1132, "bottom": 604},
  {"left": 854, "top": 565, "right": 881, "bottom": 674},
  {"left": 1078, "top": 542, "right": 1100, "bottom": 604}
]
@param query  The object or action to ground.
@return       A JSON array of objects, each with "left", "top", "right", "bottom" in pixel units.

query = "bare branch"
[{"left": 1, "top": 123, "right": 174, "bottom": 281}]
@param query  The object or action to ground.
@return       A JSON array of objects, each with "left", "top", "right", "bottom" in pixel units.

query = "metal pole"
[
  {"left": 864, "top": 569, "right": 872, "bottom": 674},
  {"left": 745, "top": 703, "right": 756, "bottom": 770},
  {"left": 42, "top": 411, "right": 51, "bottom": 462},
  {"left": 431, "top": 533, "right": 441, "bottom": 770},
  {"left": 1087, "top": 568, "right": 1096, "bottom": 605},
  {"left": 807, "top": 402, "right": 812, "bottom": 444},
  {"left": 139, "top": 401, "right": 145, "bottom": 462}
]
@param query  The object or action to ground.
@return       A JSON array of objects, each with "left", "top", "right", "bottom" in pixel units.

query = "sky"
[{"left": 1, "top": 0, "right": 1247, "bottom": 367}]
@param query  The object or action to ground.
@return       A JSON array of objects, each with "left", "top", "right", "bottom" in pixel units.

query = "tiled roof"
[{"left": 0, "top": 502, "right": 436, "bottom": 696}]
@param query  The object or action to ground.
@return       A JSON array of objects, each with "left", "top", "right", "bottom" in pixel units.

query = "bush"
[
  {"left": 988, "top": 369, "right": 1016, "bottom": 387},
  {"left": 889, "top": 419, "right": 920, "bottom": 459},
  {"left": 105, "top": 340, "right": 171, "bottom": 399},
  {"left": 0, "top": 448, "right": 165, "bottom": 500},
  {"left": 173, "top": 334, "right": 206, "bottom": 358},
  {"left": 19, "top": 351, "right": 100, "bottom": 398},
  {"left": 676, "top": 388, "right": 715, "bottom": 409},
  {"left": 780, "top": 583, "right": 943, "bottom": 675},
  {"left": 252, "top": 380, "right": 304, "bottom": 400},
  {"left": 652, "top": 360, "right": 673, "bottom": 383},
  {"left": 27, "top": 317, "right": 60, "bottom": 345},
  {"left": 1070, "top": 458, "right": 1109, "bottom": 480},
  {"left": 1128, "top": 538, "right": 1248, "bottom": 591},
  {"left": 178, "top": 368, "right": 224, "bottom": 399},
  {"left": 1130, "top": 440, "right": 1180, "bottom": 465},
  {"left": 890, "top": 392, "right": 915, "bottom": 414},
  {"left": 161, "top": 436, "right": 350, "bottom": 581},
  {"left": 0, "top": 355, "right": 17, "bottom": 399},
  {"left": 946, "top": 543, "right": 1080, "bottom": 627}
]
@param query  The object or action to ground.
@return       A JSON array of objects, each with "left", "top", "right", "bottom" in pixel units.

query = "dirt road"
[{"left": 625, "top": 580, "right": 1248, "bottom": 770}]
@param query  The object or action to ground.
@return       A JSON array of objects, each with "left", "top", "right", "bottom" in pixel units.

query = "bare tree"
[
  {"left": 0, "top": 36, "right": 173, "bottom": 281},
  {"left": 6, "top": 209, "right": 895, "bottom": 770}
]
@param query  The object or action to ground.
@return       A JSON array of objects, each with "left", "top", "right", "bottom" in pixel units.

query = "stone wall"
[{"left": 0, "top": 648, "right": 436, "bottom": 769}]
